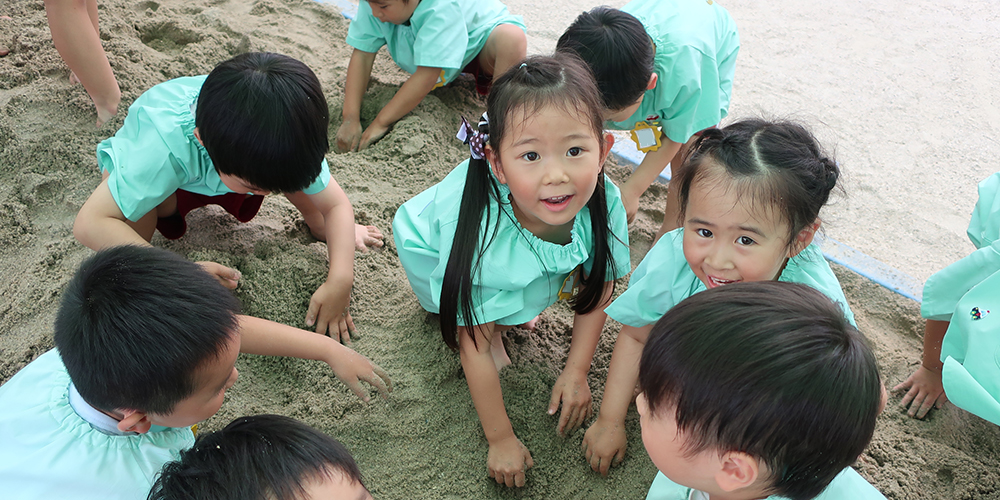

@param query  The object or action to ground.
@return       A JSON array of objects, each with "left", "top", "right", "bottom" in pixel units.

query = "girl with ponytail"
[
  {"left": 583, "top": 118, "right": 855, "bottom": 476},
  {"left": 393, "top": 54, "right": 630, "bottom": 487}
]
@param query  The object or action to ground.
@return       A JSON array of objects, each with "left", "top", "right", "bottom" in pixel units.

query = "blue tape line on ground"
[
  {"left": 316, "top": 0, "right": 357, "bottom": 19},
  {"left": 609, "top": 139, "right": 924, "bottom": 302}
]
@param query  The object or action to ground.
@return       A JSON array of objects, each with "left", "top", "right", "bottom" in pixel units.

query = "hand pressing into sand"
[
  {"left": 581, "top": 416, "right": 627, "bottom": 476},
  {"left": 306, "top": 278, "right": 355, "bottom": 344},
  {"left": 358, "top": 121, "right": 390, "bottom": 151},
  {"left": 324, "top": 339, "right": 392, "bottom": 403},
  {"left": 549, "top": 369, "right": 594, "bottom": 436},
  {"left": 487, "top": 436, "right": 534, "bottom": 488},
  {"left": 336, "top": 119, "right": 363, "bottom": 152},
  {"left": 196, "top": 261, "right": 241, "bottom": 290},
  {"left": 894, "top": 365, "right": 948, "bottom": 419},
  {"left": 355, "top": 224, "right": 384, "bottom": 252}
]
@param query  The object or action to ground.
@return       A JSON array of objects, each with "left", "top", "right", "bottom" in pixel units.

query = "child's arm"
[
  {"left": 356, "top": 66, "right": 442, "bottom": 150},
  {"left": 237, "top": 315, "right": 391, "bottom": 401},
  {"left": 581, "top": 322, "right": 654, "bottom": 475},
  {"left": 287, "top": 178, "right": 358, "bottom": 343},
  {"left": 548, "top": 281, "right": 615, "bottom": 436},
  {"left": 336, "top": 49, "right": 376, "bottom": 152},
  {"left": 619, "top": 138, "right": 682, "bottom": 223},
  {"left": 894, "top": 319, "right": 950, "bottom": 418},
  {"left": 459, "top": 322, "right": 534, "bottom": 487},
  {"left": 74, "top": 178, "right": 241, "bottom": 288}
]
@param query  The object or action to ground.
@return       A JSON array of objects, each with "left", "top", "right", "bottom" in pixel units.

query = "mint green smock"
[
  {"left": 392, "top": 159, "right": 631, "bottom": 327},
  {"left": 928, "top": 172, "right": 1000, "bottom": 424},
  {"left": 646, "top": 467, "right": 886, "bottom": 500},
  {"left": 346, "top": 0, "right": 525, "bottom": 86},
  {"left": 608, "top": 0, "right": 740, "bottom": 144},
  {"left": 0, "top": 350, "right": 195, "bottom": 500},
  {"left": 605, "top": 228, "right": 856, "bottom": 328},
  {"left": 96, "top": 76, "right": 331, "bottom": 221}
]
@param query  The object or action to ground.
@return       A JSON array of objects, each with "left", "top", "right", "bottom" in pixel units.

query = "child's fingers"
[
  {"left": 898, "top": 386, "right": 918, "bottom": 409},
  {"left": 916, "top": 394, "right": 936, "bottom": 419},
  {"left": 513, "top": 469, "right": 526, "bottom": 488},
  {"left": 344, "top": 378, "right": 371, "bottom": 403},
  {"left": 372, "top": 364, "right": 393, "bottom": 395}
]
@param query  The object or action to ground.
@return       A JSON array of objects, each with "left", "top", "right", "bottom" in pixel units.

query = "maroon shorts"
[
  {"left": 156, "top": 190, "right": 265, "bottom": 240},
  {"left": 462, "top": 58, "right": 491, "bottom": 96}
]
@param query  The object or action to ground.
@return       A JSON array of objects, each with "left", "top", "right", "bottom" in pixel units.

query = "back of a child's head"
[
  {"left": 675, "top": 118, "right": 841, "bottom": 243},
  {"left": 440, "top": 53, "right": 613, "bottom": 349},
  {"left": 639, "top": 281, "right": 881, "bottom": 500},
  {"left": 148, "top": 414, "right": 365, "bottom": 500},
  {"left": 556, "top": 7, "right": 653, "bottom": 112},
  {"left": 197, "top": 52, "right": 329, "bottom": 193},
  {"left": 54, "top": 245, "right": 240, "bottom": 415}
]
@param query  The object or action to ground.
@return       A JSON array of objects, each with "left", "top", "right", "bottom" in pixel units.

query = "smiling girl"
[
  {"left": 581, "top": 118, "right": 856, "bottom": 475},
  {"left": 392, "top": 54, "right": 630, "bottom": 487}
]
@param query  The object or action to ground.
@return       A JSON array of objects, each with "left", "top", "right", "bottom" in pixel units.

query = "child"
[
  {"left": 583, "top": 119, "right": 854, "bottom": 475},
  {"left": 557, "top": 0, "right": 739, "bottom": 231},
  {"left": 43, "top": 0, "right": 121, "bottom": 126},
  {"left": 392, "top": 54, "right": 631, "bottom": 487},
  {"left": 895, "top": 171, "right": 1000, "bottom": 420},
  {"left": 0, "top": 246, "right": 390, "bottom": 500},
  {"left": 336, "top": 0, "right": 527, "bottom": 151},
  {"left": 73, "top": 52, "right": 383, "bottom": 342},
  {"left": 638, "top": 282, "right": 885, "bottom": 500},
  {"left": 149, "top": 414, "right": 371, "bottom": 500}
]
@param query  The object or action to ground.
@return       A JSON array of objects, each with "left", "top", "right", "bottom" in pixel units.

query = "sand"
[{"left": 0, "top": 0, "right": 998, "bottom": 498}]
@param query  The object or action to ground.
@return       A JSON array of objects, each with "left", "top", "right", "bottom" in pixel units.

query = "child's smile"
[{"left": 488, "top": 105, "right": 607, "bottom": 243}]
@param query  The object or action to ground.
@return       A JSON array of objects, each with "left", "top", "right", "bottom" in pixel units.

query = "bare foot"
[
  {"left": 355, "top": 224, "right": 384, "bottom": 252},
  {"left": 518, "top": 316, "right": 539, "bottom": 331},
  {"left": 490, "top": 332, "right": 512, "bottom": 372}
]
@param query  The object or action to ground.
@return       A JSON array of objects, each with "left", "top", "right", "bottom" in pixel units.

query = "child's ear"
[
  {"left": 788, "top": 219, "right": 820, "bottom": 258},
  {"left": 193, "top": 127, "right": 204, "bottom": 146},
  {"left": 117, "top": 409, "right": 153, "bottom": 434},
  {"left": 647, "top": 72, "right": 658, "bottom": 90},
  {"left": 485, "top": 145, "right": 507, "bottom": 184},
  {"left": 600, "top": 132, "right": 614, "bottom": 165},
  {"left": 715, "top": 450, "right": 760, "bottom": 493}
]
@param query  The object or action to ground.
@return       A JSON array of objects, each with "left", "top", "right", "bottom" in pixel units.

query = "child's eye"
[
  {"left": 737, "top": 236, "right": 756, "bottom": 245},
  {"left": 696, "top": 228, "right": 712, "bottom": 238},
  {"left": 521, "top": 151, "right": 540, "bottom": 161},
  {"left": 567, "top": 147, "right": 583, "bottom": 157}
]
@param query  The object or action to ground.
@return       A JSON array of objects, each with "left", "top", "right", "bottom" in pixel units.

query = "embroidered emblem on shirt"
[
  {"left": 433, "top": 69, "right": 447, "bottom": 89},
  {"left": 971, "top": 307, "right": 990, "bottom": 321},
  {"left": 559, "top": 266, "right": 582, "bottom": 300},
  {"left": 630, "top": 120, "right": 663, "bottom": 153}
]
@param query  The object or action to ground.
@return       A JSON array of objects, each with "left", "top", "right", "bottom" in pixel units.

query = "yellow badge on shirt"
[
  {"left": 630, "top": 121, "right": 663, "bottom": 153},
  {"left": 559, "top": 266, "right": 583, "bottom": 300},
  {"left": 433, "top": 69, "right": 447, "bottom": 89}
]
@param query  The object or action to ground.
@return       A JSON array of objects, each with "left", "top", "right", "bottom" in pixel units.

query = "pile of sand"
[{"left": 0, "top": 0, "right": 997, "bottom": 498}]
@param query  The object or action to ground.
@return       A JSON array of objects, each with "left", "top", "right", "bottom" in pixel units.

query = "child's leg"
[
  {"left": 283, "top": 191, "right": 383, "bottom": 251},
  {"left": 476, "top": 23, "right": 527, "bottom": 82},
  {"left": 44, "top": 0, "right": 120, "bottom": 126},
  {"left": 491, "top": 325, "right": 514, "bottom": 371}
]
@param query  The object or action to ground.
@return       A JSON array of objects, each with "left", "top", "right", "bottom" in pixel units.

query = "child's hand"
[
  {"left": 359, "top": 122, "right": 390, "bottom": 150},
  {"left": 336, "top": 119, "right": 363, "bottom": 152},
  {"left": 487, "top": 436, "right": 534, "bottom": 487},
  {"left": 893, "top": 365, "right": 948, "bottom": 418},
  {"left": 548, "top": 370, "right": 594, "bottom": 436},
  {"left": 355, "top": 224, "right": 384, "bottom": 252},
  {"left": 195, "top": 261, "right": 241, "bottom": 290},
  {"left": 581, "top": 417, "right": 627, "bottom": 476},
  {"left": 306, "top": 280, "right": 354, "bottom": 344},
  {"left": 324, "top": 342, "right": 392, "bottom": 402}
]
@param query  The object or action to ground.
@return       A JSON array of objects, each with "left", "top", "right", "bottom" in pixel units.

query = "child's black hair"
[
  {"left": 639, "top": 281, "right": 881, "bottom": 500},
  {"left": 54, "top": 245, "right": 240, "bottom": 415},
  {"left": 674, "top": 118, "right": 842, "bottom": 244},
  {"left": 439, "top": 53, "right": 616, "bottom": 349},
  {"left": 556, "top": 7, "right": 654, "bottom": 113},
  {"left": 196, "top": 52, "right": 329, "bottom": 193},
  {"left": 148, "top": 414, "right": 364, "bottom": 500}
]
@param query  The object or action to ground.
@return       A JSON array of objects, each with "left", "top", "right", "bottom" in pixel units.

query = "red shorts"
[
  {"left": 462, "top": 58, "right": 491, "bottom": 96},
  {"left": 156, "top": 190, "right": 265, "bottom": 240}
]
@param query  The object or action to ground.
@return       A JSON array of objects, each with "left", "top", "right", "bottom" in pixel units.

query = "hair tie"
[
  {"left": 457, "top": 113, "right": 489, "bottom": 160},
  {"left": 519, "top": 62, "right": 527, "bottom": 69}
]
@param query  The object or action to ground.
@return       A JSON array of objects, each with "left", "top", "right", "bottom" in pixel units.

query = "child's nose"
[
  {"left": 704, "top": 243, "right": 733, "bottom": 269},
  {"left": 542, "top": 162, "right": 570, "bottom": 185}
]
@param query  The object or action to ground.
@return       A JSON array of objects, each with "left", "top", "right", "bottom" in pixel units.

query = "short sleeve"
[
  {"left": 302, "top": 159, "right": 332, "bottom": 195},
  {"left": 346, "top": 1, "right": 388, "bottom": 53},
  {"left": 411, "top": 0, "right": 468, "bottom": 70},
  {"left": 968, "top": 171, "right": 1000, "bottom": 249},
  {"left": 922, "top": 240, "right": 1000, "bottom": 321},
  {"left": 654, "top": 43, "right": 727, "bottom": 144},
  {"left": 778, "top": 243, "right": 857, "bottom": 327}
]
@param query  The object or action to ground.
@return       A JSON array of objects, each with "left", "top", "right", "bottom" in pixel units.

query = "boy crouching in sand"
[
  {"left": 637, "top": 281, "right": 886, "bottom": 500},
  {"left": 0, "top": 246, "right": 390, "bottom": 500},
  {"left": 74, "top": 52, "right": 382, "bottom": 342},
  {"left": 149, "top": 414, "right": 372, "bottom": 500}
]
